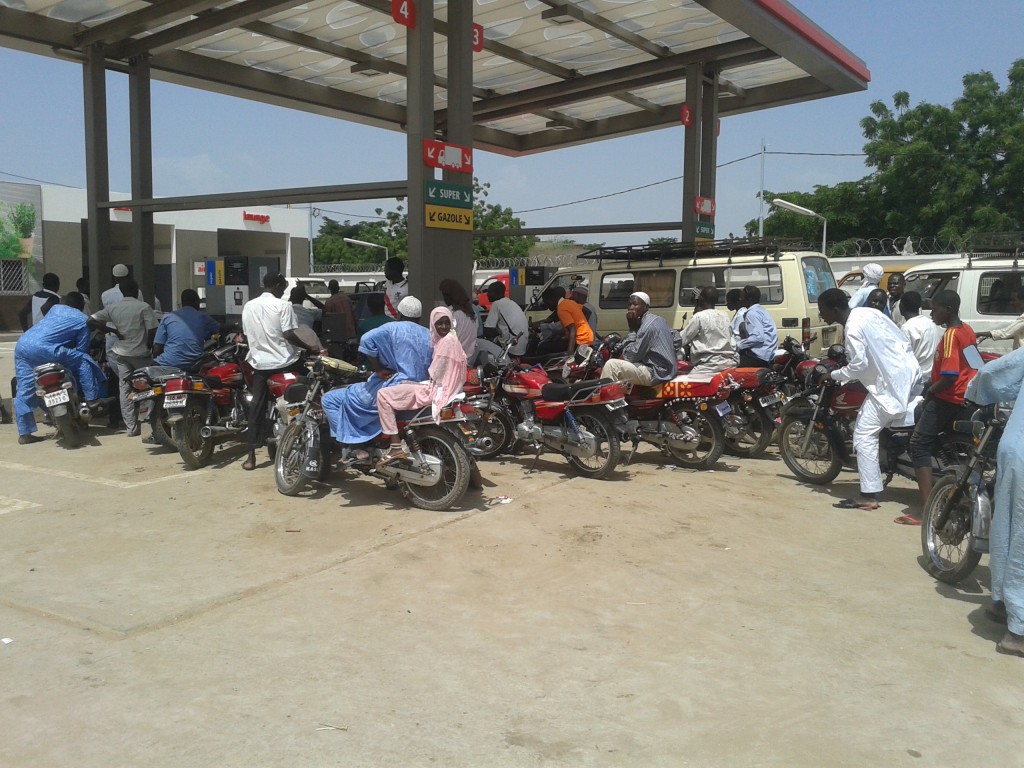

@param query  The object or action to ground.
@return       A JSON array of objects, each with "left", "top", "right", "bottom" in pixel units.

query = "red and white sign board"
[
  {"left": 193, "top": 261, "right": 207, "bottom": 277},
  {"left": 423, "top": 139, "right": 473, "bottom": 172},
  {"left": 472, "top": 23, "right": 484, "bottom": 52},
  {"left": 392, "top": 0, "right": 414, "bottom": 27},
  {"left": 694, "top": 197, "right": 716, "bottom": 217},
  {"left": 680, "top": 105, "right": 692, "bottom": 127}
]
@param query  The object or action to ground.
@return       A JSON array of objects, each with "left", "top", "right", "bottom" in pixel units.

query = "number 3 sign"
[{"left": 392, "top": 0, "right": 414, "bottom": 27}]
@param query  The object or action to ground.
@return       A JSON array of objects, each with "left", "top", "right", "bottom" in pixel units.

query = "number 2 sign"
[{"left": 392, "top": 0, "right": 414, "bottom": 27}]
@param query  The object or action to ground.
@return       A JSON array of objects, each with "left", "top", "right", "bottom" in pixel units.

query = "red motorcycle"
[
  {"left": 778, "top": 344, "right": 970, "bottom": 485},
  {"left": 565, "top": 337, "right": 733, "bottom": 471},
  {"left": 164, "top": 336, "right": 302, "bottom": 469},
  {"left": 501, "top": 347, "right": 628, "bottom": 479},
  {"left": 717, "top": 365, "right": 785, "bottom": 459}
]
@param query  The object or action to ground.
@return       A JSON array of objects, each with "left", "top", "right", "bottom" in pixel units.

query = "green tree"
[{"left": 746, "top": 59, "right": 1024, "bottom": 243}]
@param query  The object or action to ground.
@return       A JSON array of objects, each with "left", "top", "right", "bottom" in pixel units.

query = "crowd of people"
[{"left": 9, "top": 259, "right": 1024, "bottom": 658}]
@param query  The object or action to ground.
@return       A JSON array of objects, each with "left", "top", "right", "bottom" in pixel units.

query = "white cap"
[
  {"left": 112, "top": 263, "right": 129, "bottom": 278},
  {"left": 397, "top": 295, "right": 422, "bottom": 319},
  {"left": 862, "top": 263, "right": 884, "bottom": 282},
  {"left": 630, "top": 291, "right": 651, "bottom": 307}
]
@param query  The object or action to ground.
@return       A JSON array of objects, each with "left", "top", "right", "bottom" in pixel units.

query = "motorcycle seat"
[
  {"left": 33, "top": 362, "right": 65, "bottom": 375},
  {"left": 540, "top": 378, "right": 611, "bottom": 401},
  {"left": 134, "top": 365, "right": 186, "bottom": 384}
]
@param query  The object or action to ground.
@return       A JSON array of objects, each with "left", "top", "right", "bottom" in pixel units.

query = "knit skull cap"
[
  {"left": 397, "top": 295, "right": 422, "bottom": 318},
  {"left": 630, "top": 291, "right": 651, "bottom": 307},
  {"left": 112, "top": 263, "right": 129, "bottom": 277}
]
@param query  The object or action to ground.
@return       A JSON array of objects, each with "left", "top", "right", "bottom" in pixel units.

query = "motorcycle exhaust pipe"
[{"left": 200, "top": 425, "right": 246, "bottom": 439}]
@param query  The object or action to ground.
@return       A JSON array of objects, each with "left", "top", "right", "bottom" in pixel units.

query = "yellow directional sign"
[{"left": 425, "top": 204, "right": 473, "bottom": 231}]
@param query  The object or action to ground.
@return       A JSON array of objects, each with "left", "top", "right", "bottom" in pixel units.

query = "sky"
[{"left": 0, "top": 0, "right": 1022, "bottom": 248}]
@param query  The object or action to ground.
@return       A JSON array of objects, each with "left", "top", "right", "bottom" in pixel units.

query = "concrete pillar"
[
  {"left": 681, "top": 61, "right": 703, "bottom": 243},
  {"left": 129, "top": 54, "right": 156, "bottom": 306},
  {"left": 83, "top": 44, "right": 111, "bottom": 296},
  {"left": 405, "top": 1, "right": 435, "bottom": 318}
]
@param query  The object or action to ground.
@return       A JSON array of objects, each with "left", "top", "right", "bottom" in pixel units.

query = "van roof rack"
[
  {"left": 577, "top": 238, "right": 807, "bottom": 267},
  {"left": 964, "top": 248, "right": 1021, "bottom": 270}
]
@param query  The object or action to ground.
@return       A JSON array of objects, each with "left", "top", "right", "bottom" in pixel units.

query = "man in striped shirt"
[{"left": 601, "top": 291, "right": 676, "bottom": 386}]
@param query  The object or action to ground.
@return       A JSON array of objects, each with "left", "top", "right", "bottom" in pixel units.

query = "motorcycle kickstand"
[
  {"left": 623, "top": 438, "right": 640, "bottom": 466},
  {"left": 883, "top": 472, "right": 895, "bottom": 487},
  {"left": 528, "top": 444, "right": 543, "bottom": 473}
]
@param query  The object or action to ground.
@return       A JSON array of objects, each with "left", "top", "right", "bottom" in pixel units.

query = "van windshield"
[
  {"left": 905, "top": 272, "right": 959, "bottom": 309},
  {"left": 800, "top": 256, "right": 836, "bottom": 301}
]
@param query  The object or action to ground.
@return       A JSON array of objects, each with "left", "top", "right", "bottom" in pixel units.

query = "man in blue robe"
[
  {"left": 965, "top": 347, "right": 1024, "bottom": 656},
  {"left": 14, "top": 292, "right": 106, "bottom": 444},
  {"left": 322, "top": 296, "right": 431, "bottom": 457}
]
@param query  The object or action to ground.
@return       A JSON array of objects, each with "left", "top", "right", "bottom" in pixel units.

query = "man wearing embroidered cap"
[{"left": 601, "top": 291, "right": 676, "bottom": 386}]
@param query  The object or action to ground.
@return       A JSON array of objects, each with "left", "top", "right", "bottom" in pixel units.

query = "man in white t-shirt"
[
  {"left": 382, "top": 257, "right": 409, "bottom": 320},
  {"left": 899, "top": 290, "right": 941, "bottom": 393},
  {"left": 241, "top": 272, "right": 324, "bottom": 471},
  {"left": 482, "top": 282, "right": 529, "bottom": 357}
]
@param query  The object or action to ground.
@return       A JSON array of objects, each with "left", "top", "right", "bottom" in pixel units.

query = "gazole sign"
[{"left": 426, "top": 205, "right": 473, "bottom": 231}]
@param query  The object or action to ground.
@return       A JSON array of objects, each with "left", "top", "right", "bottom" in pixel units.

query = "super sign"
[{"left": 423, "top": 139, "right": 473, "bottom": 172}]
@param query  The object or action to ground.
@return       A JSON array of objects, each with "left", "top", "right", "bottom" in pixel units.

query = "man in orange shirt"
[
  {"left": 539, "top": 286, "right": 593, "bottom": 353},
  {"left": 910, "top": 290, "right": 979, "bottom": 512}
]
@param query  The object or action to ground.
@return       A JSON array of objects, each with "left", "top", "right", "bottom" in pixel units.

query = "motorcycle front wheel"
[
  {"left": 275, "top": 421, "right": 308, "bottom": 496},
  {"left": 564, "top": 411, "right": 621, "bottom": 480},
  {"left": 665, "top": 403, "right": 725, "bottom": 470},
  {"left": 778, "top": 416, "right": 842, "bottom": 484},
  {"left": 724, "top": 403, "right": 775, "bottom": 459},
  {"left": 174, "top": 401, "right": 214, "bottom": 469},
  {"left": 401, "top": 426, "right": 471, "bottom": 511},
  {"left": 921, "top": 473, "right": 982, "bottom": 584}
]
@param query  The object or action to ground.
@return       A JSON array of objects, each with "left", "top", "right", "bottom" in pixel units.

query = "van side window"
[
  {"left": 905, "top": 272, "right": 958, "bottom": 309},
  {"left": 599, "top": 269, "right": 675, "bottom": 308},
  {"left": 678, "top": 265, "right": 783, "bottom": 304},
  {"left": 978, "top": 271, "right": 1023, "bottom": 315},
  {"left": 527, "top": 273, "right": 582, "bottom": 311}
]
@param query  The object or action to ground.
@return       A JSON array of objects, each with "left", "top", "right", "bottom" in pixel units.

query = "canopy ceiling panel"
[{"left": 0, "top": 0, "right": 869, "bottom": 155}]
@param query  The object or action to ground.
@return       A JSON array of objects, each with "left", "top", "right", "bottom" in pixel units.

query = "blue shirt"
[
  {"left": 154, "top": 306, "right": 219, "bottom": 371},
  {"left": 736, "top": 303, "right": 778, "bottom": 361}
]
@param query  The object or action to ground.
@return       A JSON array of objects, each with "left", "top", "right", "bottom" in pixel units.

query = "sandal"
[
  {"left": 893, "top": 514, "right": 921, "bottom": 526},
  {"left": 833, "top": 498, "right": 880, "bottom": 511},
  {"left": 377, "top": 448, "right": 408, "bottom": 468}
]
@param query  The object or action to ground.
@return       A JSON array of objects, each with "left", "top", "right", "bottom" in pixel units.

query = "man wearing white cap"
[
  {"left": 601, "top": 291, "right": 677, "bottom": 386},
  {"left": 321, "top": 295, "right": 432, "bottom": 461}
]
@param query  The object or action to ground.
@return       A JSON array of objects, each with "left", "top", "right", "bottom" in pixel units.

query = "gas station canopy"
[{"left": 0, "top": 0, "right": 869, "bottom": 156}]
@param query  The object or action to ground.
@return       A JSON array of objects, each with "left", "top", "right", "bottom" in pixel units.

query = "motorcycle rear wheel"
[
  {"left": 54, "top": 411, "right": 82, "bottom": 449},
  {"left": 470, "top": 403, "right": 516, "bottom": 460},
  {"left": 665, "top": 404, "right": 725, "bottom": 470},
  {"left": 779, "top": 416, "right": 842, "bottom": 484},
  {"left": 174, "top": 402, "right": 214, "bottom": 469},
  {"left": 724, "top": 404, "right": 775, "bottom": 459},
  {"left": 274, "top": 421, "right": 308, "bottom": 496},
  {"left": 565, "top": 411, "right": 621, "bottom": 479},
  {"left": 150, "top": 409, "right": 175, "bottom": 450},
  {"left": 400, "top": 426, "right": 471, "bottom": 511},
  {"left": 921, "top": 473, "right": 983, "bottom": 584}
]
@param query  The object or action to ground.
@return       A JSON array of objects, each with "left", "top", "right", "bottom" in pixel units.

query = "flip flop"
[
  {"left": 893, "top": 514, "right": 921, "bottom": 526},
  {"left": 833, "top": 498, "right": 880, "bottom": 510}
]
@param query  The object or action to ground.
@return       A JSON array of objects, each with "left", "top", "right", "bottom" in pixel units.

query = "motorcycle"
[
  {"left": 498, "top": 344, "right": 628, "bottom": 479},
  {"left": 126, "top": 365, "right": 188, "bottom": 448},
  {"left": 778, "top": 344, "right": 971, "bottom": 485},
  {"left": 717, "top": 366, "right": 785, "bottom": 459},
  {"left": 559, "top": 336, "right": 731, "bottom": 471},
  {"left": 164, "top": 337, "right": 302, "bottom": 469},
  {"left": 771, "top": 334, "right": 817, "bottom": 399},
  {"left": 274, "top": 356, "right": 480, "bottom": 511},
  {"left": 921, "top": 403, "right": 1006, "bottom": 584},
  {"left": 32, "top": 363, "right": 90, "bottom": 448}
]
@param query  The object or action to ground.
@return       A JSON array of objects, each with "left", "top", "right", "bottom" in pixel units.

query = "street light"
[
  {"left": 770, "top": 198, "right": 827, "bottom": 256},
  {"left": 343, "top": 237, "right": 389, "bottom": 262}
]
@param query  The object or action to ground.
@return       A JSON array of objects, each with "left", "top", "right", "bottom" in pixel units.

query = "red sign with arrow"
[{"left": 423, "top": 139, "right": 473, "bottom": 172}]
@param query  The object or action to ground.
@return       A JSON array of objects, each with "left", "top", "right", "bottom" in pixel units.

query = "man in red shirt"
[{"left": 910, "top": 290, "right": 978, "bottom": 512}]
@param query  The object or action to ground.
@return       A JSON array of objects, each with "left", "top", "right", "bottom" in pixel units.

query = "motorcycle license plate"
[
  {"left": 43, "top": 390, "right": 70, "bottom": 407},
  {"left": 164, "top": 393, "right": 187, "bottom": 408},
  {"left": 759, "top": 393, "right": 783, "bottom": 408},
  {"left": 715, "top": 401, "right": 732, "bottom": 417}
]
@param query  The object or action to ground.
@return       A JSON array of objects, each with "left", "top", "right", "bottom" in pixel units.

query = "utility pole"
[{"left": 758, "top": 138, "right": 766, "bottom": 238}]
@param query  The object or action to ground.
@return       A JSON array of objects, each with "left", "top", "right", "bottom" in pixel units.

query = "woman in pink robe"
[{"left": 377, "top": 306, "right": 468, "bottom": 462}]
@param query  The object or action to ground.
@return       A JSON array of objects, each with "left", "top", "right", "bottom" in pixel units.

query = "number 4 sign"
[{"left": 392, "top": 0, "right": 414, "bottom": 27}]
